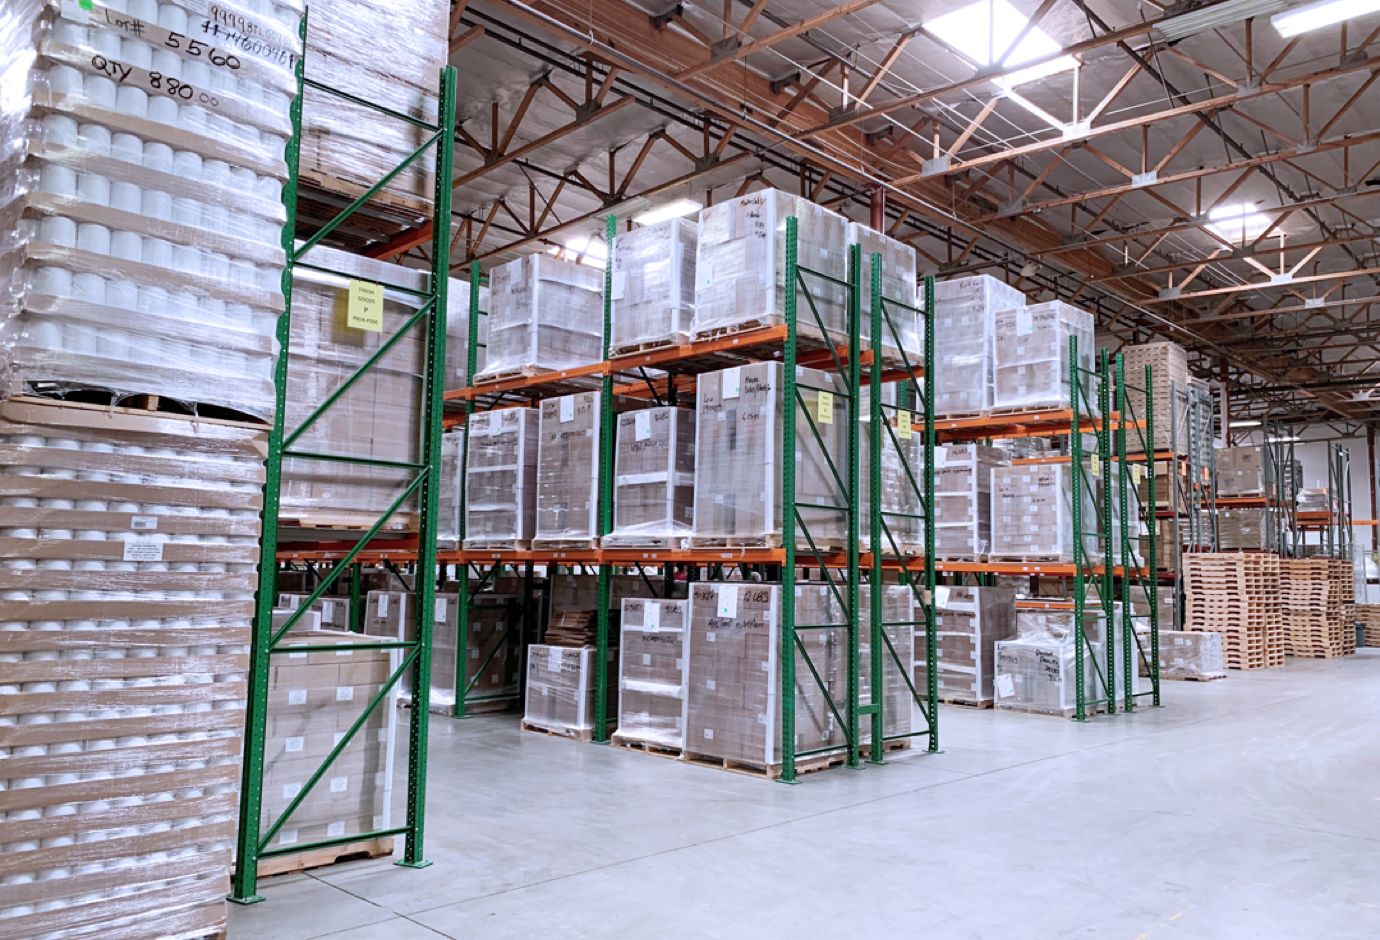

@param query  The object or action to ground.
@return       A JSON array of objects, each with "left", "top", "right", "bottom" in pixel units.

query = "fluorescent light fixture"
[
  {"left": 1267, "top": 436, "right": 1301, "bottom": 443},
  {"left": 1229, "top": 419, "right": 1263, "bottom": 428},
  {"left": 1157, "top": 0, "right": 1288, "bottom": 41},
  {"left": 1207, "top": 203, "right": 1274, "bottom": 243},
  {"left": 633, "top": 198, "right": 702, "bottom": 226},
  {"left": 1272, "top": 0, "right": 1380, "bottom": 37},
  {"left": 925, "top": 0, "right": 1076, "bottom": 88},
  {"left": 547, "top": 235, "right": 607, "bottom": 268}
]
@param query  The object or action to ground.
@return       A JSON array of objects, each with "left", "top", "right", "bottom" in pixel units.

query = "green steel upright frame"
[
  {"left": 1117, "top": 357, "right": 1161, "bottom": 710},
  {"left": 231, "top": 23, "right": 456, "bottom": 901}
]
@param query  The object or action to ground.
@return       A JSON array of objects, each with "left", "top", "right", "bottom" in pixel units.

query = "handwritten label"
[
  {"left": 122, "top": 537, "right": 163, "bottom": 561},
  {"left": 897, "top": 410, "right": 912, "bottom": 440},
  {"left": 347, "top": 279, "right": 383, "bottom": 332},
  {"left": 816, "top": 391, "right": 834, "bottom": 425}
]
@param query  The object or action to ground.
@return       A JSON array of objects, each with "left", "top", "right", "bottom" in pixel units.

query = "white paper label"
[
  {"left": 334, "top": 731, "right": 347, "bottom": 746},
  {"left": 706, "top": 679, "right": 716, "bottom": 690},
  {"left": 560, "top": 396, "right": 575, "bottom": 423},
  {"left": 642, "top": 653, "right": 651, "bottom": 665},
  {"left": 721, "top": 367, "right": 741, "bottom": 399},
  {"left": 330, "top": 776, "right": 349, "bottom": 793},
  {"left": 285, "top": 736, "right": 303, "bottom": 753},
  {"left": 716, "top": 584, "right": 738, "bottom": 619},
  {"left": 996, "top": 673, "right": 1015, "bottom": 698},
  {"left": 279, "top": 829, "right": 298, "bottom": 846},
  {"left": 327, "top": 821, "right": 347, "bottom": 837},
  {"left": 635, "top": 411, "right": 650, "bottom": 441},
  {"left": 377, "top": 594, "right": 389, "bottom": 618},
  {"left": 1015, "top": 309, "right": 1033, "bottom": 336},
  {"left": 611, "top": 270, "right": 627, "bottom": 300},
  {"left": 122, "top": 538, "right": 163, "bottom": 562},
  {"left": 335, "top": 686, "right": 354, "bottom": 702},
  {"left": 549, "top": 647, "right": 561, "bottom": 670},
  {"left": 644, "top": 602, "right": 660, "bottom": 630},
  {"left": 130, "top": 515, "right": 158, "bottom": 530},
  {"left": 288, "top": 689, "right": 306, "bottom": 705},
  {"left": 322, "top": 600, "right": 335, "bottom": 619},
  {"left": 935, "top": 586, "right": 951, "bottom": 607},
  {"left": 435, "top": 598, "right": 448, "bottom": 620},
  {"left": 282, "top": 784, "right": 301, "bottom": 800},
  {"left": 703, "top": 728, "right": 714, "bottom": 740}
]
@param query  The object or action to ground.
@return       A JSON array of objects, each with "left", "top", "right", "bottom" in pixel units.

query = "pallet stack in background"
[
  {"left": 1280, "top": 559, "right": 1348, "bottom": 658},
  {"left": 1182, "top": 554, "right": 1285, "bottom": 669},
  {"left": 1356, "top": 605, "right": 1380, "bottom": 647}
]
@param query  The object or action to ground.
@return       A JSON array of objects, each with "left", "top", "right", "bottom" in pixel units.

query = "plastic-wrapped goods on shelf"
[
  {"left": 463, "top": 407, "right": 539, "bottom": 549},
  {"left": 278, "top": 592, "right": 351, "bottom": 630},
  {"left": 0, "top": 396, "right": 265, "bottom": 939},
  {"left": 994, "top": 607, "right": 1137, "bottom": 717},
  {"left": 993, "top": 301, "right": 1096, "bottom": 414},
  {"left": 1218, "top": 446, "right": 1267, "bottom": 497},
  {"left": 1218, "top": 508, "right": 1268, "bottom": 550},
  {"left": 1108, "top": 461, "right": 1145, "bottom": 569},
  {"left": 475, "top": 254, "right": 604, "bottom": 383},
  {"left": 692, "top": 189, "right": 849, "bottom": 340},
  {"left": 438, "top": 431, "right": 463, "bottom": 542},
  {"left": 858, "top": 383, "right": 925, "bottom": 552},
  {"left": 523, "top": 645, "right": 617, "bottom": 739},
  {"left": 615, "top": 597, "right": 691, "bottom": 751},
  {"left": 535, "top": 392, "right": 602, "bottom": 548},
  {"left": 610, "top": 217, "right": 697, "bottom": 355},
  {"left": 857, "top": 584, "right": 915, "bottom": 744},
  {"left": 606, "top": 406, "right": 696, "bottom": 548},
  {"left": 361, "top": 590, "right": 410, "bottom": 639},
  {"left": 263, "top": 629, "right": 398, "bottom": 864},
  {"left": 685, "top": 583, "right": 846, "bottom": 772},
  {"left": 1121, "top": 341, "right": 1188, "bottom": 454},
  {"left": 990, "top": 463, "right": 1102, "bottom": 563},
  {"left": 933, "top": 276, "right": 1026, "bottom": 418},
  {"left": 445, "top": 275, "right": 489, "bottom": 393},
  {"left": 848, "top": 222, "right": 920, "bottom": 358},
  {"left": 1146, "top": 630, "right": 1227, "bottom": 680},
  {"left": 693, "top": 362, "right": 848, "bottom": 549},
  {"left": 915, "top": 586, "right": 1017, "bottom": 706},
  {"left": 934, "top": 444, "right": 1008, "bottom": 559},
  {"left": 2, "top": 1, "right": 303, "bottom": 419}
]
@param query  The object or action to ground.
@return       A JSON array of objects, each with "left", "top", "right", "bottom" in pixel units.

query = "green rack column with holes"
[
  {"left": 1116, "top": 355, "right": 1161, "bottom": 711},
  {"left": 231, "top": 17, "right": 455, "bottom": 902}
]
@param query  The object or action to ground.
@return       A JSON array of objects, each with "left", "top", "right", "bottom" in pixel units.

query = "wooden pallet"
[
  {"left": 532, "top": 538, "right": 601, "bottom": 551},
  {"left": 683, "top": 749, "right": 845, "bottom": 780},
  {"left": 609, "top": 335, "right": 689, "bottom": 359},
  {"left": 447, "top": 696, "right": 520, "bottom": 716},
  {"left": 463, "top": 540, "right": 532, "bottom": 552},
  {"left": 278, "top": 511, "right": 419, "bottom": 531},
  {"left": 520, "top": 719, "right": 614, "bottom": 743},
  {"left": 933, "top": 696, "right": 995, "bottom": 709},
  {"left": 258, "top": 837, "right": 394, "bottom": 878},
  {"left": 687, "top": 535, "right": 847, "bottom": 553},
  {"left": 988, "top": 554, "right": 1077, "bottom": 565},
  {"left": 611, "top": 735, "right": 684, "bottom": 760},
  {"left": 859, "top": 738, "right": 914, "bottom": 757},
  {"left": 6, "top": 391, "right": 268, "bottom": 430}
]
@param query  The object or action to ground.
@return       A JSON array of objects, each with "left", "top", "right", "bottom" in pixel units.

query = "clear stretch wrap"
[
  {"left": 523, "top": 645, "right": 615, "bottom": 737},
  {"left": 445, "top": 275, "right": 488, "bottom": 393},
  {"left": 437, "top": 431, "right": 462, "bottom": 543},
  {"left": 934, "top": 444, "right": 1008, "bottom": 559},
  {"left": 616, "top": 596, "right": 690, "bottom": 749},
  {"left": 991, "top": 463, "right": 1102, "bottom": 562},
  {"left": 686, "top": 583, "right": 845, "bottom": 768},
  {"left": 276, "top": 592, "right": 350, "bottom": 630},
  {"left": 1217, "top": 446, "right": 1266, "bottom": 497},
  {"left": 857, "top": 584, "right": 914, "bottom": 743},
  {"left": 1109, "top": 461, "right": 1144, "bottom": 568},
  {"left": 993, "top": 301, "right": 1096, "bottom": 414},
  {"left": 848, "top": 222, "right": 921, "bottom": 358},
  {"left": 994, "top": 608, "right": 1138, "bottom": 716},
  {"left": 535, "top": 392, "right": 601, "bottom": 546},
  {"left": 611, "top": 218, "right": 697, "bottom": 353},
  {"left": 361, "top": 590, "right": 409, "bottom": 639},
  {"left": 300, "top": 0, "right": 446, "bottom": 209},
  {"left": 2, "top": 1, "right": 302, "bottom": 418},
  {"left": 463, "top": 408, "right": 538, "bottom": 549},
  {"left": 606, "top": 406, "right": 695, "bottom": 548},
  {"left": 692, "top": 190, "right": 849, "bottom": 340},
  {"left": 476, "top": 254, "right": 603, "bottom": 381},
  {"left": 693, "top": 362, "right": 848, "bottom": 547},
  {"left": 933, "top": 276, "right": 1026, "bottom": 418},
  {"left": 284, "top": 245, "right": 478, "bottom": 520},
  {"left": 1151, "top": 630, "right": 1226, "bottom": 680},
  {"left": 1121, "top": 341, "right": 1188, "bottom": 454},
  {"left": 915, "top": 586, "right": 1017, "bottom": 705},
  {"left": 263, "top": 629, "right": 397, "bottom": 860},
  {"left": 0, "top": 397, "right": 266, "bottom": 939},
  {"left": 859, "top": 385, "right": 925, "bottom": 551}
]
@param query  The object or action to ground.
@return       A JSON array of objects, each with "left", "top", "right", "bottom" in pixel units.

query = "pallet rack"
[
  {"left": 1297, "top": 442, "right": 1353, "bottom": 559},
  {"left": 1152, "top": 381, "right": 1216, "bottom": 629},
  {"left": 231, "top": 20, "right": 456, "bottom": 901}
]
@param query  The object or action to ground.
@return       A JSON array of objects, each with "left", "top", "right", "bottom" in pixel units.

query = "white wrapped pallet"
[
  {"left": 1149, "top": 630, "right": 1227, "bottom": 681},
  {"left": 611, "top": 217, "right": 697, "bottom": 355},
  {"left": 438, "top": 430, "right": 463, "bottom": 542},
  {"left": 535, "top": 392, "right": 602, "bottom": 548},
  {"left": 693, "top": 190, "right": 849, "bottom": 340},
  {"left": 990, "top": 463, "right": 1102, "bottom": 562},
  {"left": 993, "top": 301, "right": 1096, "bottom": 414},
  {"left": 995, "top": 608, "right": 1138, "bottom": 716},
  {"left": 463, "top": 407, "right": 539, "bottom": 549},
  {"left": 475, "top": 254, "right": 603, "bottom": 382},
  {"left": 615, "top": 597, "right": 691, "bottom": 751},
  {"left": 848, "top": 222, "right": 921, "bottom": 358},
  {"left": 606, "top": 406, "right": 696, "bottom": 548},
  {"left": 858, "top": 584, "right": 915, "bottom": 744},
  {"left": 933, "top": 276, "right": 1026, "bottom": 418},
  {"left": 523, "top": 645, "right": 614, "bottom": 739},
  {"left": 692, "top": 362, "right": 848, "bottom": 549},
  {"left": 934, "top": 444, "right": 1008, "bottom": 559},
  {"left": 915, "top": 586, "right": 1017, "bottom": 706}
]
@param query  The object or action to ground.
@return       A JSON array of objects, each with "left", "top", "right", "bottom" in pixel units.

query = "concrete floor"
[{"left": 231, "top": 654, "right": 1380, "bottom": 940}]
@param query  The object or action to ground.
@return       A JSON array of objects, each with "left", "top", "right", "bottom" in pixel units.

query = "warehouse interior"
[{"left": 5, "top": 0, "right": 1380, "bottom": 938}]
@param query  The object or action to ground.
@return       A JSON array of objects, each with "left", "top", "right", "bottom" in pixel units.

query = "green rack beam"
[{"left": 231, "top": 17, "right": 455, "bottom": 902}]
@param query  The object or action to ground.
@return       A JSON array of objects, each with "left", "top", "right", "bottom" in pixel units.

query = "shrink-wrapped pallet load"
[
  {"left": 932, "top": 276, "right": 1026, "bottom": 418},
  {"left": 610, "top": 218, "right": 697, "bottom": 355}
]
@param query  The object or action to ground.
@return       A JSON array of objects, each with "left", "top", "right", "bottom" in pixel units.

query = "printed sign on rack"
[{"left": 347, "top": 279, "right": 383, "bottom": 332}]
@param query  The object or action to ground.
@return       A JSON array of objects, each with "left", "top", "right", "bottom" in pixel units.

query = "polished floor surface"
[{"left": 231, "top": 653, "right": 1380, "bottom": 940}]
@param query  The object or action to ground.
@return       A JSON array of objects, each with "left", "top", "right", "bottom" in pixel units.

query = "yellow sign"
[
  {"left": 816, "top": 391, "right": 834, "bottom": 425},
  {"left": 1131, "top": 464, "right": 1142, "bottom": 485},
  {"left": 1090, "top": 453, "right": 1101, "bottom": 477},
  {"left": 897, "top": 410, "right": 912, "bottom": 440},
  {"left": 347, "top": 279, "right": 383, "bottom": 332}
]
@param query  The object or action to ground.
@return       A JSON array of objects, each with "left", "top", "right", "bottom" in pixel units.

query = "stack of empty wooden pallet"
[
  {"left": 1334, "top": 558, "right": 1358, "bottom": 656},
  {"left": 1182, "top": 553, "right": 1284, "bottom": 669},
  {"left": 1280, "top": 558, "right": 1347, "bottom": 658},
  {"left": 1355, "top": 604, "right": 1380, "bottom": 647}
]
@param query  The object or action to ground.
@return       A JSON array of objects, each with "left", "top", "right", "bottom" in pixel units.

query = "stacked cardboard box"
[
  {"left": 858, "top": 585, "right": 915, "bottom": 745},
  {"left": 1182, "top": 554, "right": 1284, "bottom": 669},
  {"left": 859, "top": 385, "right": 924, "bottom": 552},
  {"left": 933, "top": 276, "right": 1027, "bottom": 418},
  {"left": 990, "top": 464, "right": 1101, "bottom": 562},
  {"left": 534, "top": 393, "right": 603, "bottom": 548},
  {"left": 1121, "top": 342, "right": 1189, "bottom": 454},
  {"left": 1217, "top": 447, "right": 1267, "bottom": 497},
  {"left": 1147, "top": 630, "right": 1227, "bottom": 680},
  {"left": 914, "top": 586, "right": 1017, "bottom": 706},
  {"left": 992, "top": 302, "right": 1095, "bottom": 414},
  {"left": 610, "top": 218, "right": 698, "bottom": 355},
  {"left": 523, "top": 645, "right": 617, "bottom": 739},
  {"left": 693, "top": 363, "right": 848, "bottom": 549},
  {"left": 438, "top": 431, "right": 463, "bottom": 542},
  {"left": 476, "top": 254, "right": 604, "bottom": 382},
  {"left": 693, "top": 190, "right": 849, "bottom": 340},
  {"left": 0, "top": 398, "right": 265, "bottom": 937},
  {"left": 934, "top": 444, "right": 1008, "bottom": 559},
  {"left": 850, "top": 223, "right": 921, "bottom": 357},
  {"left": 1218, "top": 509, "right": 1268, "bottom": 550},
  {"left": 463, "top": 408, "right": 539, "bottom": 549},
  {"left": 278, "top": 593, "right": 352, "bottom": 631},
  {"left": 606, "top": 406, "right": 696, "bottom": 548},
  {"left": 614, "top": 597, "right": 691, "bottom": 751},
  {"left": 1280, "top": 558, "right": 1347, "bottom": 658},
  {"left": 262, "top": 630, "right": 396, "bottom": 862},
  {"left": 994, "top": 608, "right": 1118, "bottom": 717}
]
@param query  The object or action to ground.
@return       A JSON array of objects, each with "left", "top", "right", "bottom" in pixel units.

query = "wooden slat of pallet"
[{"left": 258, "top": 837, "right": 394, "bottom": 877}]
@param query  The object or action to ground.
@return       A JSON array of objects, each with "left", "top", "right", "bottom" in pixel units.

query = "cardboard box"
[
  {"left": 915, "top": 586, "right": 1017, "bottom": 705},
  {"left": 606, "top": 406, "right": 696, "bottom": 547}
]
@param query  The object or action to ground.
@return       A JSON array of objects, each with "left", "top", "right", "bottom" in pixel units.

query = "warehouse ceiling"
[{"left": 358, "top": 0, "right": 1380, "bottom": 432}]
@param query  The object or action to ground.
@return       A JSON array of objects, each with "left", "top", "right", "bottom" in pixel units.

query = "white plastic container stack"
[
  {"left": 992, "top": 301, "right": 1096, "bottom": 414},
  {"left": 610, "top": 218, "right": 697, "bottom": 356},
  {"left": 933, "top": 276, "right": 1026, "bottom": 418},
  {"left": 693, "top": 190, "right": 849, "bottom": 340},
  {"left": 2, "top": 0, "right": 301, "bottom": 419},
  {"left": 475, "top": 254, "right": 603, "bottom": 382}
]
